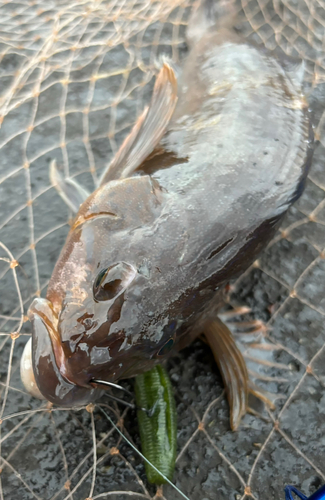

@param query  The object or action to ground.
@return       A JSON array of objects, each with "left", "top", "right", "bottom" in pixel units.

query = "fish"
[{"left": 20, "top": 0, "right": 313, "bottom": 430}]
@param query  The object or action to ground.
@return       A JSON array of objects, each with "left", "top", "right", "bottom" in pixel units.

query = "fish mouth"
[
  {"left": 20, "top": 337, "right": 46, "bottom": 400},
  {"left": 28, "top": 298, "right": 68, "bottom": 379},
  {"left": 22, "top": 298, "right": 102, "bottom": 407},
  {"left": 22, "top": 298, "right": 162, "bottom": 406}
]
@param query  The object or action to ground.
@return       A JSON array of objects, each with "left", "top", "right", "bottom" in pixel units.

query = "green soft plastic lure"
[{"left": 135, "top": 365, "right": 177, "bottom": 484}]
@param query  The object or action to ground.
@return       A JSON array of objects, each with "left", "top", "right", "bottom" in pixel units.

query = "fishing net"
[{"left": 0, "top": 0, "right": 325, "bottom": 498}]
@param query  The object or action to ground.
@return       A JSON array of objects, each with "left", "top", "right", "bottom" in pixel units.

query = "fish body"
[{"left": 22, "top": 16, "right": 313, "bottom": 408}]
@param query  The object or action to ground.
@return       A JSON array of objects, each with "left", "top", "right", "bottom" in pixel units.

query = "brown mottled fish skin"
[{"left": 25, "top": 6, "right": 313, "bottom": 409}]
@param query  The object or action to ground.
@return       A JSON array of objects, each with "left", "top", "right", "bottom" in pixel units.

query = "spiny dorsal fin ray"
[
  {"left": 99, "top": 63, "right": 177, "bottom": 186},
  {"left": 50, "top": 160, "right": 90, "bottom": 213}
]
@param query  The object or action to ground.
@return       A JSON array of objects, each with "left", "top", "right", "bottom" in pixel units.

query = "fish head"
[
  {"left": 21, "top": 175, "right": 181, "bottom": 406},
  {"left": 23, "top": 260, "right": 181, "bottom": 407}
]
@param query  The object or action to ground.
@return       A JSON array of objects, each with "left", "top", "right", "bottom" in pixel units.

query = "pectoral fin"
[
  {"left": 50, "top": 160, "right": 90, "bottom": 213},
  {"left": 204, "top": 317, "right": 278, "bottom": 430},
  {"left": 99, "top": 63, "right": 178, "bottom": 186},
  {"left": 204, "top": 318, "right": 248, "bottom": 431}
]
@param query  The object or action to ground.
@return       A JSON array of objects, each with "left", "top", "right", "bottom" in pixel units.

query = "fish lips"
[{"left": 23, "top": 298, "right": 102, "bottom": 407}]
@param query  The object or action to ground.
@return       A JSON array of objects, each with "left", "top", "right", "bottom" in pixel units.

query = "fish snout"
[{"left": 21, "top": 298, "right": 102, "bottom": 407}]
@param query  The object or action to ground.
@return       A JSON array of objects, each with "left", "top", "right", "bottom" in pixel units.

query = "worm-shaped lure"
[{"left": 135, "top": 365, "right": 177, "bottom": 484}]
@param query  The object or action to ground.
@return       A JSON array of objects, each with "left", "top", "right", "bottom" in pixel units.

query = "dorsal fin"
[
  {"left": 50, "top": 160, "right": 90, "bottom": 213},
  {"left": 99, "top": 63, "right": 177, "bottom": 186},
  {"left": 186, "top": 0, "right": 236, "bottom": 47}
]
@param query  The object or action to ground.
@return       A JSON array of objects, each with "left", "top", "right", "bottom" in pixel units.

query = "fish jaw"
[{"left": 22, "top": 298, "right": 102, "bottom": 407}]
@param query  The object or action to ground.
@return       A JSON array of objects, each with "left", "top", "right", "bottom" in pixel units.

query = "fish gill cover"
[{"left": 0, "top": 0, "right": 325, "bottom": 499}]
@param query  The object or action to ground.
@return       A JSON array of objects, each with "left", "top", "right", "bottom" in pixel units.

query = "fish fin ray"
[
  {"left": 187, "top": 0, "right": 236, "bottom": 46},
  {"left": 50, "top": 160, "right": 90, "bottom": 213},
  {"left": 204, "top": 318, "right": 248, "bottom": 431},
  {"left": 99, "top": 62, "right": 177, "bottom": 186},
  {"left": 248, "top": 381, "right": 277, "bottom": 410}
]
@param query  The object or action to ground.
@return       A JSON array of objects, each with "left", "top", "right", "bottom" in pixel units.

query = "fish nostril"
[
  {"left": 84, "top": 317, "right": 93, "bottom": 329},
  {"left": 77, "top": 312, "right": 97, "bottom": 331}
]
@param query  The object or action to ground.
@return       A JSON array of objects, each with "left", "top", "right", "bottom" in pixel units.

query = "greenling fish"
[{"left": 20, "top": 0, "right": 313, "bottom": 430}]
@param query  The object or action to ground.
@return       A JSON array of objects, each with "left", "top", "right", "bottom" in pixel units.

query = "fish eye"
[
  {"left": 93, "top": 262, "right": 137, "bottom": 302},
  {"left": 157, "top": 338, "right": 174, "bottom": 357}
]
